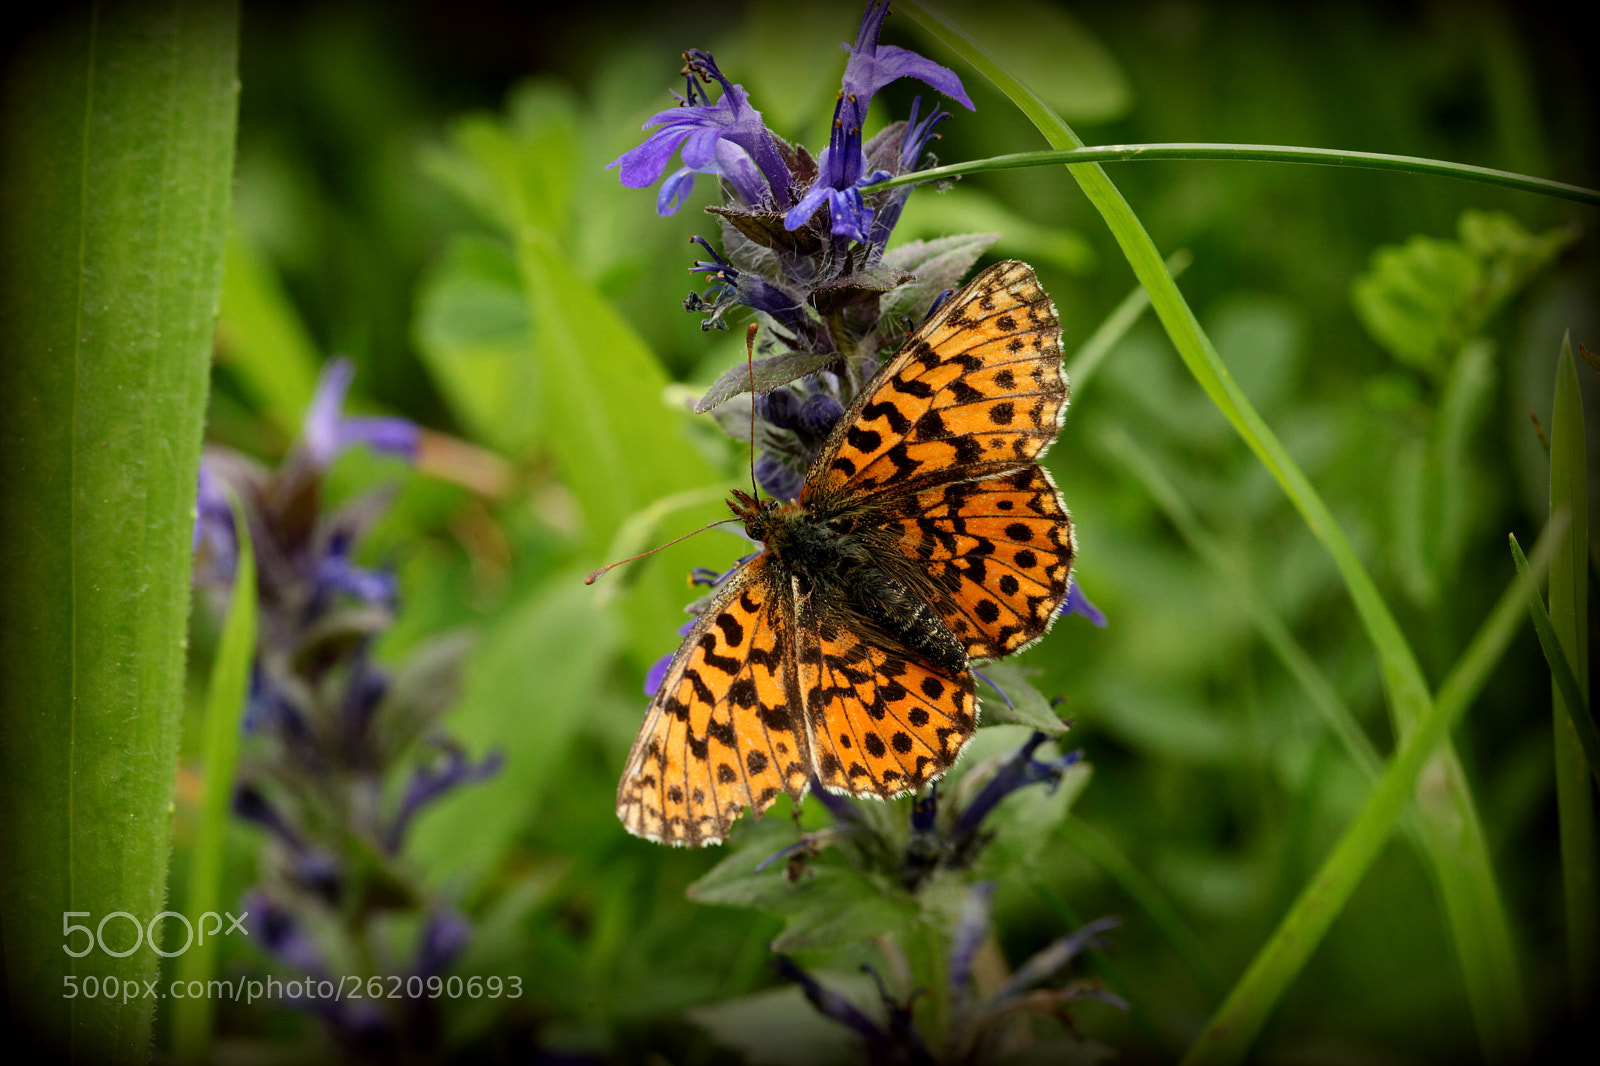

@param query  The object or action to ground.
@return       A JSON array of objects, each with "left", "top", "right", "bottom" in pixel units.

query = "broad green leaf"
[
  {"left": 1351, "top": 209, "right": 1575, "bottom": 378},
  {"left": 412, "top": 234, "right": 539, "bottom": 454},
  {"left": 974, "top": 663, "right": 1068, "bottom": 734},
  {"left": 406, "top": 576, "right": 619, "bottom": 899},
  {"left": 172, "top": 514, "right": 256, "bottom": 1064},
  {"left": 0, "top": 3, "right": 239, "bottom": 1061}
]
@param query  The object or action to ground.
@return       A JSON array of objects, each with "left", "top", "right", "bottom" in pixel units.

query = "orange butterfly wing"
[
  {"left": 808, "top": 260, "right": 1074, "bottom": 659},
  {"left": 797, "top": 604, "right": 977, "bottom": 798},
  {"left": 615, "top": 558, "right": 810, "bottom": 846}
]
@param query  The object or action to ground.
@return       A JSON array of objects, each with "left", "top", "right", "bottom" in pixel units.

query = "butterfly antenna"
[
  {"left": 745, "top": 321, "right": 760, "bottom": 500},
  {"left": 585, "top": 517, "right": 741, "bottom": 585}
]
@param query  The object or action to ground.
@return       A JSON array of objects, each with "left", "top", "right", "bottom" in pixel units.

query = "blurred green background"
[{"left": 178, "top": 0, "right": 1596, "bottom": 1061}]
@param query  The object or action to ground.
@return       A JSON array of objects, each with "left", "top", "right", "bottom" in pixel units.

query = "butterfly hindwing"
[
  {"left": 895, "top": 465, "right": 1075, "bottom": 659},
  {"left": 616, "top": 559, "right": 809, "bottom": 846},
  {"left": 797, "top": 597, "right": 977, "bottom": 797}
]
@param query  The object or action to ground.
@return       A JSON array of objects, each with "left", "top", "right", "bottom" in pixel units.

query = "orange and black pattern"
[{"left": 617, "top": 261, "right": 1075, "bottom": 846}]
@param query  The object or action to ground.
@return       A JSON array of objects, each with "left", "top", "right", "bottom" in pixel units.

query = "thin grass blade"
[{"left": 171, "top": 512, "right": 257, "bottom": 1063}]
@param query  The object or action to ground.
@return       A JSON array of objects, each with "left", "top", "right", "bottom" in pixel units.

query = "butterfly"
[{"left": 618, "top": 260, "right": 1074, "bottom": 846}]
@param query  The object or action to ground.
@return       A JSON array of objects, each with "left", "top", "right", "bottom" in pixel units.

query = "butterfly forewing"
[
  {"left": 807, "top": 260, "right": 1068, "bottom": 499},
  {"left": 616, "top": 558, "right": 810, "bottom": 846}
]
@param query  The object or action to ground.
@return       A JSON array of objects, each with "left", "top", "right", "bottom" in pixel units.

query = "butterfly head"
[{"left": 728, "top": 488, "right": 784, "bottom": 541}]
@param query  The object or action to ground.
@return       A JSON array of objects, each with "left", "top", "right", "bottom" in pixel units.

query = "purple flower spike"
[
  {"left": 304, "top": 357, "right": 421, "bottom": 469},
  {"left": 785, "top": 1, "right": 969, "bottom": 241},
  {"left": 609, "top": 50, "right": 792, "bottom": 213}
]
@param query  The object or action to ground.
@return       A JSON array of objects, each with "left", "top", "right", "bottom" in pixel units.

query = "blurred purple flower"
[
  {"left": 955, "top": 732, "right": 1083, "bottom": 841},
  {"left": 415, "top": 907, "right": 472, "bottom": 978},
  {"left": 949, "top": 880, "right": 997, "bottom": 996},
  {"left": 385, "top": 740, "right": 504, "bottom": 852},
  {"left": 304, "top": 356, "right": 420, "bottom": 469}
]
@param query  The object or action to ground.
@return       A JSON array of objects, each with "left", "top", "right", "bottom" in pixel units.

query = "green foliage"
[
  {"left": 1352, "top": 210, "right": 1575, "bottom": 379},
  {"left": 0, "top": 3, "right": 238, "bottom": 1060}
]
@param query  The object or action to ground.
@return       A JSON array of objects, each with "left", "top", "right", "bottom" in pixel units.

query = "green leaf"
[
  {"left": 0, "top": 4, "right": 238, "bottom": 1061},
  {"left": 1351, "top": 210, "right": 1575, "bottom": 378},
  {"left": 1547, "top": 332, "right": 1596, "bottom": 1009},
  {"left": 688, "top": 834, "right": 915, "bottom": 952},
  {"left": 974, "top": 663, "right": 1068, "bottom": 734},
  {"left": 405, "top": 576, "right": 620, "bottom": 898},
  {"left": 1509, "top": 533, "right": 1598, "bottom": 786},
  {"left": 171, "top": 510, "right": 256, "bottom": 1064},
  {"left": 216, "top": 225, "right": 320, "bottom": 441},
  {"left": 412, "top": 234, "right": 539, "bottom": 454}
]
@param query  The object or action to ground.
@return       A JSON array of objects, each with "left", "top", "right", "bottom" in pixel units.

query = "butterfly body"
[{"left": 619, "top": 261, "right": 1075, "bottom": 846}]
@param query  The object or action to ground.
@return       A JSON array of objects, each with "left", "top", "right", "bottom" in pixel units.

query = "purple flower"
[
  {"left": 234, "top": 784, "right": 306, "bottom": 851},
  {"left": 314, "top": 530, "right": 399, "bottom": 608},
  {"left": 192, "top": 459, "right": 237, "bottom": 576},
  {"left": 248, "top": 893, "right": 329, "bottom": 976},
  {"left": 1061, "top": 578, "right": 1106, "bottom": 626},
  {"left": 955, "top": 732, "right": 1083, "bottom": 841},
  {"left": 839, "top": 0, "right": 973, "bottom": 115},
  {"left": 385, "top": 740, "right": 503, "bottom": 852},
  {"left": 608, "top": 50, "right": 792, "bottom": 213},
  {"left": 949, "top": 880, "right": 997, "bottom": 996},
  {"left": 686, "top": 236, "right": 809, "bottom": 333},
  {"left": 304, "top": 357, "right": 420, "bottom": 469},
  {"left": 784, "top": 0, "right": 972, "bottom": 240},
  {"left": 415, "top": 907, "right": 471, "bottom": 978}
]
